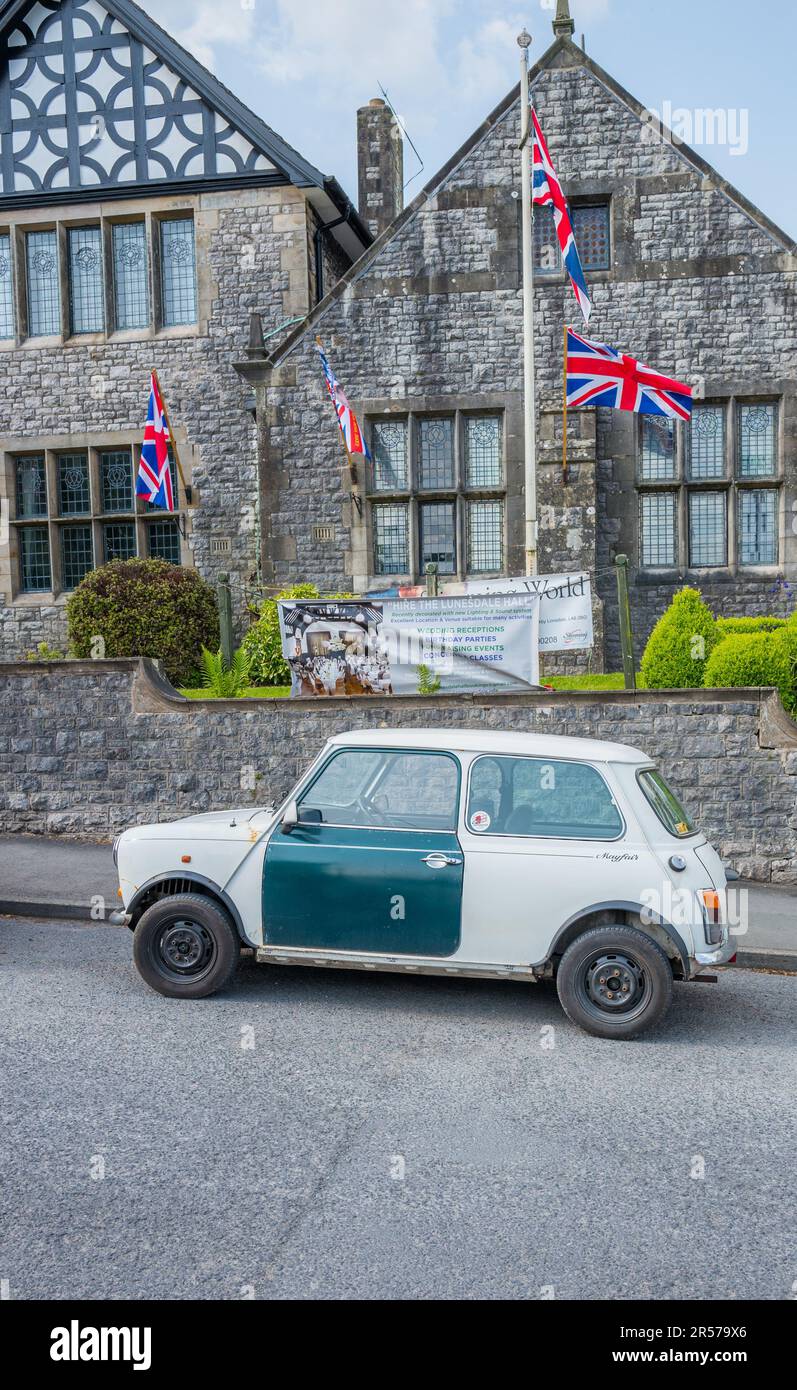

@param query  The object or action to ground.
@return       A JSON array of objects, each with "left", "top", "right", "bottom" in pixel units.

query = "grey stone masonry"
[
  {"left": 2, "top": 658, "right": 796, "bottom": 885},
  {"left": 357, "top": 98, "right": 404, "bottom": 239}
]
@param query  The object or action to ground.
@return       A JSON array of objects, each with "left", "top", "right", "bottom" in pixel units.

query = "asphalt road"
[{"left": 2, "top": 916, "right": 796, "bottom": 1301}]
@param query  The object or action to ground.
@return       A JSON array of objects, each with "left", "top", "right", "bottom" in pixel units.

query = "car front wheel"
[
  {"left": 133, "top": 893, "right": 241, "bottom": 999},
  {"left": 555, "top": 924, "right": 673, "bottom": 1039}
]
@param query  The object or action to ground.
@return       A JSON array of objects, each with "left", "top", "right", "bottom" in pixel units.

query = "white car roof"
[{"left": 327, "top": 728, "right": 652, "bottom": 765}]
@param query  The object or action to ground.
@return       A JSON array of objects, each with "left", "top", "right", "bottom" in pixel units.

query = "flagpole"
[
  {"left": 151, "top": 370, "right": 192, "bottom": 506},
  {"left": 563, "top": 322, "right": 569, "bottom": 487},
  {"left": 518, "top": 28, "right": 537, "bottom": 576}
]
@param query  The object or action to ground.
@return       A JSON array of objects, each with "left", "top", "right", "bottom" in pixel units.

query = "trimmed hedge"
[
  {"left": 66, "top": 558, "right": 219, "bottom": 687},
  {"left": 716, "top": 616, "right": 786, "bottom": 636},
  {"left": 240, "top": 584, "right": 321, "bottom": 687},
  {"left": 702, "top": 616, "right": 797, "bottom": 714},
  {"left": 639, "top": 587, "right": 719, "bottom": 689}
]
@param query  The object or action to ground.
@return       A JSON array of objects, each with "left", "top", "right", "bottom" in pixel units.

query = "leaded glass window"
[
  {"left": 533, "top": 206, "right": 558, "bottom": 275},
  {"left": 572, "top": 204, "right": 610, "bottom": 271},
  {"left": 371, "top": 420, "right": 408, "bottom": 491},
  {"left": 738, "top": 490, "right": 777, "bottom": 566},
  {"left": 640, "top": 417, "right": 675, "bottom": 481},
  {"left": 688, "top": 492, "right": 727, "bottom": 566},
  {"left": 467, "top": 500, "right": 503, "bottom": 573},
  {"left": 19, "top": 525, "right": 51, "bottom": 591},
  {"left": 15, "top": 457, "right": 47, "bottom": 518},
  {"left": 68, "top": 226, "right": 104, "bottom": 334},
  {"left": 373, "top": 503, "right": 409, "bottom": 574},
  {"left": 465, "top": 416, "right": 502, "bottom": 487},
  {"left": 640, "top": 493, "right": 676, "bottom": 566},
  {"left": 147, "top": 518, "right": 181, "bottom": 563},
  {"left": 418, "top": 418, "right": 454, "bottom": 490},
  {"left": 61, "top": 524, "right": 94, "bottom": 589},
  {"left": 160, "top": 219, "right": 197, "bottom": 327},
  {"left": 112, "top": 222, "right": 148, "bottom": 330},
  {"left": 57, "top": 454, "right": 90, "bottom": 516},
  {"left": 26, "top": 230, "right": 60, "bottom": 336},
  {"left": 0, "top": 232, "right": 14, "bottom": 339},
  {"left": 100, "top": 449, "right": 134, "bottom": 512},
  {"left": 689, "top": 405, "right": 725, "bottom": 479},
  {"left": 738, "top": 403, "right": 776, "bottom": 477},
  {"left": 103, "top": 522, "right": 137, "bottom": 563},
  {"left": 420, "top": 501, "right": 456, "bottom": 574}
]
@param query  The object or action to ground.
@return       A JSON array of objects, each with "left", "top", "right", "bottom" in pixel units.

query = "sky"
[{"left": 138, "top": 0, "right": 797, "bottom": 240}]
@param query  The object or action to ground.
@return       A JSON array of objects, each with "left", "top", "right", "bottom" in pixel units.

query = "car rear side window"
[
  {"left": 637, "top": 769, "right": 696, "bottom": 837},
  {"left": 467, "top": 755, "right": 623, "bottom": 840},
  {"left": 299, "top": 749, "right": 460, "bottom": 831}
]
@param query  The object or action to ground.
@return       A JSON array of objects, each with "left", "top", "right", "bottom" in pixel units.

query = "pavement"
[
  {"left": 1, "top": 915, "right": 795, "bottom": 1300},
  {"left": 1, "top": 833, "right": 794, "bottom": 970}
]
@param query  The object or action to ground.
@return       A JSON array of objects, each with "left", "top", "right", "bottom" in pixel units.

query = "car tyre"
[
  {"left": 556, "top": 924, "right": 673, "bottom": 1040},
  {"left": 133, "top": 892, "right": 241, "bottom": 999}
]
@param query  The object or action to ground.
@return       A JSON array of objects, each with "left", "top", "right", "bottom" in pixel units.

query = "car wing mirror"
[{"left": 280, "top": 799, "right": 299, "bottom": 834}]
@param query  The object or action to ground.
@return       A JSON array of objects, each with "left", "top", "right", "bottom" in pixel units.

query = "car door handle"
[{"left": 422, "top": 853, "right": 462, "bottom": 869}]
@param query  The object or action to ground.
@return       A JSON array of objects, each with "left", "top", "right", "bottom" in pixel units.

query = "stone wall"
[{"left": 2, "top": 658, "right": 796, "bottom": 884}]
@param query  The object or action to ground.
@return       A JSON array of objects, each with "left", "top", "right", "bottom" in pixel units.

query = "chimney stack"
[{"left": 357, "top": 98, "right": 403, "bottom": 239}]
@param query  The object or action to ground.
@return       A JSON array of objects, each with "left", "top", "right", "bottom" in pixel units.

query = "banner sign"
[
  {"left": 278, "top": 594, "right": 540, "bottom": 698},
  {"left": 460, "top": 572, "right": 593, "bottom": 652}
]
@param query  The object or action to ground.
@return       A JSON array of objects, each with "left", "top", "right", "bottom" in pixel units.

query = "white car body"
[{"left": 116, "top": 729, "right": 734, "bottom": 991}]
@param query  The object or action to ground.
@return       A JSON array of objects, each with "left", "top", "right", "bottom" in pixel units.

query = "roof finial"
[{"left": 552, "top": 0, "right": 575, "bottom": 38}]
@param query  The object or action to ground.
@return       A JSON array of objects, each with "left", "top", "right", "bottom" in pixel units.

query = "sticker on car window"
[{"left": 469, "top": 810, "right": 491, "bottom": 832}]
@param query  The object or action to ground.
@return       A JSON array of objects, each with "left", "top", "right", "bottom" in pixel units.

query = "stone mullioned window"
[
  {"left": 637, "top": 400, "right": 782, "bottom": 571},
  {"left": 367, "top": 412, "right": 506, "bottom": 581},
  {"left": 6, "top": 442, "right": 185, "bottom": 599},
  {"left": 0, "top": 214, "right": 197, "bottom": 343}
]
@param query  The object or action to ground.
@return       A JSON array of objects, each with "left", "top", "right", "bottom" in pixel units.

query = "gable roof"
[
  {"left": 0, "top": 0, "right": 370, "bottom": 257},
  {"left": 258, "top": 33, "right": 795, "bottom": 368}
]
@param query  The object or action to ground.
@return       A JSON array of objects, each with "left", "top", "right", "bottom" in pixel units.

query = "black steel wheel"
[
  {"left": 133, "top": 893, "right": 240, "bottom": 999},
  {"left": 556, "top": 925, "right": 673, "bottom": 1039}
]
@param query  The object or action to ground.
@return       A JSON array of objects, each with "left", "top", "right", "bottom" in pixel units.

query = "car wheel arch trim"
[
  {"left": 540, "top": 899, "right": 690, "bottom": 978},
  {"left": 126, "top": 871, "right": 253, "bottom": 945}
]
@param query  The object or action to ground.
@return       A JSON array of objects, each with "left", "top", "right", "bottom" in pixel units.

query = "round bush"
[
  {"left": 66, "top": 558, "right": 219, "bottom": 688},
  {"left": 703, "top": 631, "right": 791, "bottom": 697},
  {"left": 639, "top": 587, "right": 719, "bottom": 689},
  {"left": 779, "top": 612, "right": 797, "bottom": 715}
]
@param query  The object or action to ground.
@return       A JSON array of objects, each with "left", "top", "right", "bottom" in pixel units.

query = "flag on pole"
[
  {"left": 136, "top": 372, "right": 174, "bottom": 509},
  {"left": 314, "top": 342, "right": 371, "bottom": 459},
  {"left": 565, "top": 327, "right": 693, "bottom": 419},
  {"left": 531, "top": 108, "right": 592, "bottom": 326}
]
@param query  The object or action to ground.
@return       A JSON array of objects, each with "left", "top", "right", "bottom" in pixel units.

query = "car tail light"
[{"left": 700, "top": 889, "right": 723, "bottom": 945}]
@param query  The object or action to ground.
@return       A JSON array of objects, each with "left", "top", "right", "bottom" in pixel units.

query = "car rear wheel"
[
  {"left": 133, "top": 893, "right": 240, "bottom": 999},
  {"left": 556, "top": 924, "right": 673, "bottom": 1039}
]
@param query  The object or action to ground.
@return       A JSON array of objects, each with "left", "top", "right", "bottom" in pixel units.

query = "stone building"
[
  {"left": 0, "top": 0, "right": 370, "bottom": 657},
  {"left": 237, "top": 2, "right": 797, "bottom": 670},
  {"left": 2, "top": 0, "right": 796, "bottom": 674}
]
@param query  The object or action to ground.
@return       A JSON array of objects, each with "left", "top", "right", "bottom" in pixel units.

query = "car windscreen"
[{"left": 637, "top": 768, "right": 697, "bottom": 837}]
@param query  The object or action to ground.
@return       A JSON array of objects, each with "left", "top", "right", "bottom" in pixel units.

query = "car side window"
[
  {"left": 299, "top": 749, "right": 460, "bottom": 831},
  {"left": 467, "top": 755, "right": 623, "bottom": 840}
]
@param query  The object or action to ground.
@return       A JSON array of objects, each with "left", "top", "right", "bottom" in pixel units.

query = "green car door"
[{"left": 262, "top": 747, "right": 464, "bottom": 956}]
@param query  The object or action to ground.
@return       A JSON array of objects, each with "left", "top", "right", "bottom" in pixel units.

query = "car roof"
[{"left": 327, "top": 728, "right": 652, "bottom": 764}]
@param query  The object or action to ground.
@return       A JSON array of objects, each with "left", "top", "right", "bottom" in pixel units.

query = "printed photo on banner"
[{"left": 278, "top": 594, "right": 541, "bottom": 698}]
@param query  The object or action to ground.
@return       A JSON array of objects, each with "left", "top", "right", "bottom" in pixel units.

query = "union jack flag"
[
  {"left": 531, "top": 107, "right": 592, "bottom": 325},
  {"left": 566, "top": 327, "right": 693, "bottom": 419},
  {"left": 314, "top": 343, "right": 371, "bottom": 459},
  {"left": 136, "top": 373, "right": 174, "bottom": 509}
]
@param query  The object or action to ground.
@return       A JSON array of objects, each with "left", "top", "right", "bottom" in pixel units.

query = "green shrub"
[
  {"left": 779, "top": 612, "right": 797, "bottom": 714},
  {"left": 703, "top": 632, "right": 791, "bottom": 699},
  {"left": 66, "top": 558, "right": 219, "bottom": 688},
  {"left": 241, "top": 584, "right": 354, "bottom": 686},
  {"left": 417, "top": 663, "right": 441, "bottom": 695},
  {"left": 639, "top": 587, "right": 719, "bottom": 689},
  {"left": 199, "top": 645, "right": 251, "bottom": 698},
  {"left": 716, "top": 616, "right": 786, "bottom": 636}
]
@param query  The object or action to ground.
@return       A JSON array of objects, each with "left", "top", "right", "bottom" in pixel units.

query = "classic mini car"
[{"left": 113, "top": 729, "right": 735, "bottom": 1039}]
